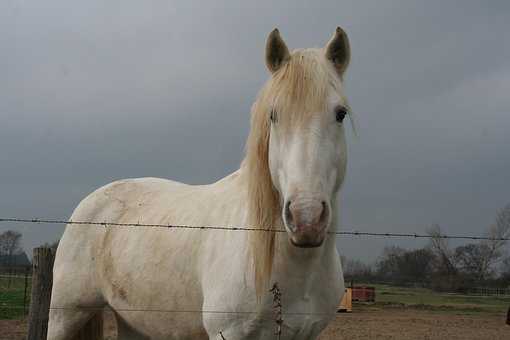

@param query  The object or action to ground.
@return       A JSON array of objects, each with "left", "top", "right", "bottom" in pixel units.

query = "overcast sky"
[{"left": 1, "top": 0, "right": 509, "bottom": 262}]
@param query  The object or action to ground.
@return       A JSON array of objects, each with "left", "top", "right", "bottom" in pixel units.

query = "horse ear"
[
  {"left": 325, "top": 27, "right": 350, "bottom": 76},
  {"left": 265, "top": 28, "right": 290, "bottom": 74}
]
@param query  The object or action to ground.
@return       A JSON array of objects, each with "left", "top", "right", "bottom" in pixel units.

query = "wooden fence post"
[
  {"left": 26, "top": 247, "right": 104, "bottom": 340},
  {"left": 27, "top": 247, "right": 55, "bottom": 340}
]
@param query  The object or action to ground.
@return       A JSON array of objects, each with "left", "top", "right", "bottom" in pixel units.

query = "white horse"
[{"left": 48, "top": 27, "right": 352, "bottom": 340}]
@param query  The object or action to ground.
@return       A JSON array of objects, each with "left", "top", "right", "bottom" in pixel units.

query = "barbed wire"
[
  {"left": 1, "top": 217, "right": 509, "bottom": 241},
  {"left": 0, "top": 305, "right": 336, "bottom": 317}
]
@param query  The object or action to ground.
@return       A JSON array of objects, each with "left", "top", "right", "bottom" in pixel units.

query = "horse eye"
[
  {"left": 270, "top": 109, "right": 278, "bottom": 123},
  {"left": 335, "top": 107, "right": 347, "bottom": 123}
]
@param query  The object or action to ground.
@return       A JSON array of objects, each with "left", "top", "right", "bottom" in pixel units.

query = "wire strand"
[
  {"left": 0, "top": 305, "right": 336, "bottom": 317},
  {"left": 1, "top": 217, "right": 509, "bottom": 241}
]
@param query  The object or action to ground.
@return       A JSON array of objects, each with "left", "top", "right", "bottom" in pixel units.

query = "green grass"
[
  {"left": 2, "top": 277, "right": 509, "bottom": 319},
  {"left": 357, "top": 284, "right": 510, "bottom": 314},
  {"left": 0, "top": 276, "right": 31, "bottom": 319}
]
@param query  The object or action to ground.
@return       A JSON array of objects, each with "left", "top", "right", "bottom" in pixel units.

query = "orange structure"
[{"left": 338, "top": 288, "right": 352, "bottom": 312}]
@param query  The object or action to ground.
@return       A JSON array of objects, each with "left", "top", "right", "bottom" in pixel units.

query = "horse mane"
[{"left": 242, "top": 49, "right": 342, "bottom": 297}]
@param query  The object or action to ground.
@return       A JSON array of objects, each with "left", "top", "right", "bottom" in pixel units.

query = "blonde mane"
[{"left": 242, "top": 49, "right": 343, "bottom": 296}]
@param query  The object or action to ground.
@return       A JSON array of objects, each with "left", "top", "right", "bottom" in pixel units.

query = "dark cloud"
[{"left": 1, "top": 0, "right": 509, "bottom": 261}]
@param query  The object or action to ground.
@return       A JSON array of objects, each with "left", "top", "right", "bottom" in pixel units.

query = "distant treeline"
[
  {"left": 0, "top": 230, "right": 60, "bottom": 275},
  {"left": 342, "top": 204, "right": 510, "bottom": 291}
]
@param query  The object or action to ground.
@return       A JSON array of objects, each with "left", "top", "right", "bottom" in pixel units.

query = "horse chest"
[
  {"left": 201, "top": 277, "right": 341, "bottom": 340},
  {"left": 214, "top": 312, "right": 333, "bottom": 340}
]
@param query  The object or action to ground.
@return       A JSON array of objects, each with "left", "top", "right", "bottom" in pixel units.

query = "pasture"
[
  {"left": 372, "top": 284, "right": 510, "bottom": 314},
  {"left": 0, "top": 274, "right": 30, "bottom": 320},
  {"left": 2, "top": 284, "right": 509, "bottom": 339}
]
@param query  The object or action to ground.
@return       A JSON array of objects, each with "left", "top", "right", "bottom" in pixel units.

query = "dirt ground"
[
  {"left": 2, "top": 308, "right": 509, "bottom": 339},
  {"left": 0, "top": 319, "right": 26, "bottom": 340},
  {"left": 318, "top": 308, "right": 510, "bottom": 340}
]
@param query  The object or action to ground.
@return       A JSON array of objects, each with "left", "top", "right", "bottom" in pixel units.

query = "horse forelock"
[
  {"left": 265, "top": 49, "right": 342, "bottom": 125},
  {"left": 243, "top": 49, "right": 341, "bottom": 297}
]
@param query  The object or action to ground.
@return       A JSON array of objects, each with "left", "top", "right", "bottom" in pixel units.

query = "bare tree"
[
  {"left": 427, "top": 224, "right": 457, "bottom": 276},
  {"left": 429, "top": 205, "right": 510, "bottom": 284},
  {"left": 476, "top": 204, "right": 510, "bottom": 279},
  {"left": 0, "top": 230, "right": 23, "bottom": 263},
  {"left": 0, "top": 231, "right": 23, "bottom": 285},
  {"left": 494, "top": 204, "right": 510, "bottom": 237},
  {"left": 454, "top": 243, "right": 494, "bottom": 281},
  {"left": 500, "top": 256, "right": 510, "bottom": 280}
]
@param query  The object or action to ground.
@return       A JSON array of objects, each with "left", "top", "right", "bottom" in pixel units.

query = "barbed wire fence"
[
  {"left": 1, "top": 216, "right": 510, "bottom": 339},
  {"left": 2, "top": 217, "right": 509, "bottom": 241}
]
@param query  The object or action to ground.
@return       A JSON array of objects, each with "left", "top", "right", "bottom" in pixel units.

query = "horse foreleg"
[
  {"left": 47, "top": 307, "right": 102, "bottom": 340},
  {"left": 115, "top": 313, "right": 150, "bottom": 340}
]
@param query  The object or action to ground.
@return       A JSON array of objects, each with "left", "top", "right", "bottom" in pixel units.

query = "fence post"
[{"left": 27, "top": 247, "right": 55, "bottom": 340}]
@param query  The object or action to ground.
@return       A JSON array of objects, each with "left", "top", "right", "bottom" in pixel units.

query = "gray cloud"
[{"left": 1, "top": 0, "right": 509, "bottom": 262}]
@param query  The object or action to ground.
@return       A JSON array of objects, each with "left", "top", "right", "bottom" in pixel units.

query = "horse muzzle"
[{"left": 284, "top": 197, "right": 330, "bottom": 248}]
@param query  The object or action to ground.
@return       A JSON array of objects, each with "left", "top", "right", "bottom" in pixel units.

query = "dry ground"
[
  {"left": 318, "top": 308, "right": 510, "bottom": 340},
  {"left": 2, "top": 307, "right": 509, "bottom": 339}
]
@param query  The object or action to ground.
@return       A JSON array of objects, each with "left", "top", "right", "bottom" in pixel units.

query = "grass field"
[
  {"left": 0, "top": 275, "right": 31, "bottom": 319},
  {"left": 1, "top": 280, "right": 509, "bottom": 318},
  {"left": 365, "top": 284, "right": 510, "bottom": 314}
]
